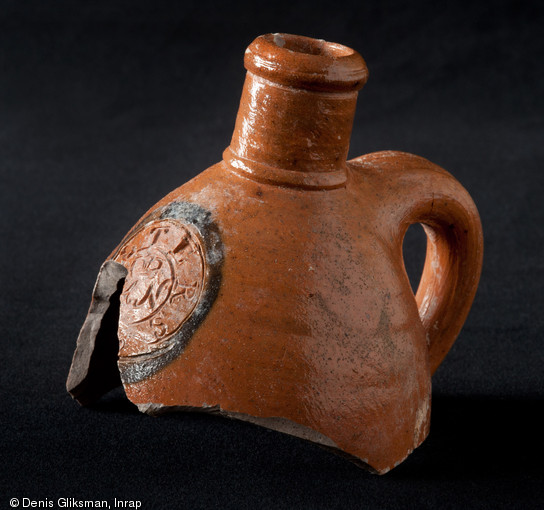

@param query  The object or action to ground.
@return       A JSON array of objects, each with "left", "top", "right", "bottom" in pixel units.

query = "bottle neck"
[
  {"left": 223, "top": 33, "right": 368, "bottom": 189},
  {"left": 224, "top": 72, "right": 359, "bottom": 189}
]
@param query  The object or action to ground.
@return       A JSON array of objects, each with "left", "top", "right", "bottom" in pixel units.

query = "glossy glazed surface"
[{"left": 67, "top": 33, "right": 483, "bottom": 474}]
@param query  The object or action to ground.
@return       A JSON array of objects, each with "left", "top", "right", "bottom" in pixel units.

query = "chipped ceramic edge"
[
  {"left": 66, "top": 260, "right": 128, "bottom": 403},
  {"left": 116, "top": 201, "right": 224, "bottom": 384},
  {"left": 136, "top": 402, "right": 379, "bottom": 474}
]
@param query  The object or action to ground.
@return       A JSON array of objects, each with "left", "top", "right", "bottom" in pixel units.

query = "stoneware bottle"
[{"left": 67, "top": 33, "right": 483, "bottom": 474}]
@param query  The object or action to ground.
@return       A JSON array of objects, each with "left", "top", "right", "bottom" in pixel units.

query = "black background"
[{"left": 1, "top": 0, "right": 543, "bottom": 508}]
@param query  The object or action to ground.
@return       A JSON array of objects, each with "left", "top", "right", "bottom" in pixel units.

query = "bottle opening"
[
  {"left": 244, "top": 33, "right": 368, "bottom": 92},
  {"left": 268, "top": 33, "right": 355, "bottom": 58}
]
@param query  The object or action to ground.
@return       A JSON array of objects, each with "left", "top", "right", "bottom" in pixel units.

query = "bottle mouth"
[{"left": 244, "top": 33, "right": 368, "bottom": 92}]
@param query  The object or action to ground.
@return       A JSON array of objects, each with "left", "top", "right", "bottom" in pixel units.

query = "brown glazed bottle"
[{"left": 67, "top": 34, "right": 483, "bottom": 474}]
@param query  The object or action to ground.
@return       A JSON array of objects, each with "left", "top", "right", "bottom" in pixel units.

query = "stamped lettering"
[{"left": 115, "top": 219, "right": 205, "bottom": 357}]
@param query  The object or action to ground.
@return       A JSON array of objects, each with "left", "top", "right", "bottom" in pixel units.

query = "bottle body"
[{"left": 114, "top": 159, "right": 432, "bottom": 473}]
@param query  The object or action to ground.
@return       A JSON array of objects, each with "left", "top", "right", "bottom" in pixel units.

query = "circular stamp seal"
[{"left": 115, "top": 218, "right": 206, "bottom": 358}]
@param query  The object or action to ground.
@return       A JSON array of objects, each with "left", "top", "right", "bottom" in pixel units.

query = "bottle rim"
[{"left": 244, "top": 33, "right": 369, "bottom": 93}]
